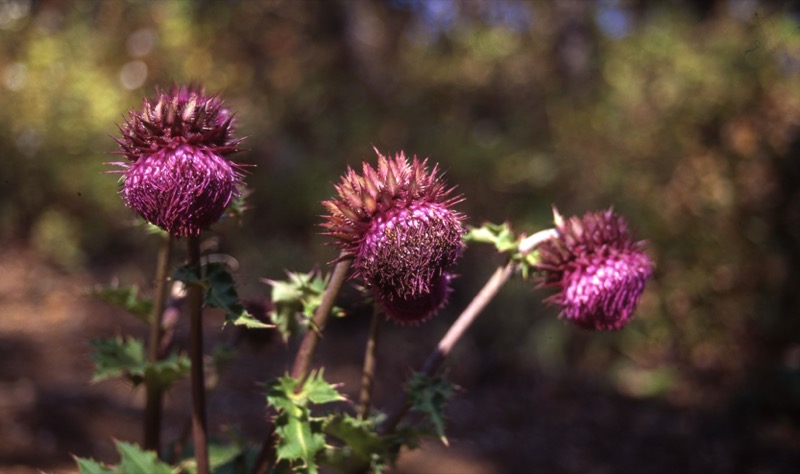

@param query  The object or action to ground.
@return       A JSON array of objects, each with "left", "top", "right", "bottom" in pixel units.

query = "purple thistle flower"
[
  {"left": 322, "top": 149, "right": 466, "bottom": 324},
  {"left": 111, "top": 85, "right": 245, "bottom": 237},
  {"left": 535, "top": 207, "right": 653, "bottom": 331}
]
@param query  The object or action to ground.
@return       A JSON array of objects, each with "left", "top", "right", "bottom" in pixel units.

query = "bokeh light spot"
[
  {"left": 126, "top": 28, "right": 157, "bottom": 57},
  {"left": 119, "top": 60, "right": 148, "bottom": 90}
]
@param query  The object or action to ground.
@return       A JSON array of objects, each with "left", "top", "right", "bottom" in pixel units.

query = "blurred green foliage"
[{"left": 2, "top": 0, "right": 799, "bottom": 410}]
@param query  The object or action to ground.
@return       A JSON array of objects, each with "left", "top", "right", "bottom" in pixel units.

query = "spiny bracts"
[
  {"left": 111, "top": 85, "right": 244, "bottom": 237},
  {"left": 535, "top": 207, "right": 653, "bottom": 331},
  {"left": 322, "top": 149, "right": 466, "bottom": 324}
]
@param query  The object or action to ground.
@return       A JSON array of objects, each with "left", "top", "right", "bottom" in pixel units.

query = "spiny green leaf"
[
  {"left": 304, "top": 370, "right": 346, "bottom": 405},
  {"left": 90, "top": 284, "right": 152, "bottom": 322},
  {"left": 325, "top": 414, "right": 385, "bottom": 462},
  {"left": 205, "top": 263, "right": 272, "bottom": 329},
  {"left": 74, "top": 441, "right": 172, "bottom": 474},
  {"left": 518, "top": 248, "right": 542, "bottom": 279},
  {"left": 407, "top": 373, "right": 456, "bottom": 445},
  {"left": 90, "top": 337, "right": 189, "bottom": 389},
  {"left": 230, "top": 310, "right": 272, "bottom": 329},
  {"left": 115, "top": 440, "right": 173, "bottom": 474},
  {"left": 463, "top": 222, "right": 519, "bottom": 253},
  {"left": 265, "top": 371, "right": 347, "bottom": 474},
  {"left": 265, "top": 270, "right": 343, "bottom": 342},
  {"left": 275, "top": 415, "right": 325, "bottom": 474},
  {"left": 174, "top": 262, "right": 272, "bottom": 329},
  {"left": 90, "top": 337, "right": 146, "bottom": 385},
  {"left": 464, "top": 222, "right": 549, "bottom": 278},
  {"left": 144, "top": 352, "right": 191, "bottom": 389},
  {"left": 267, "top": 279, "right": 303, "bottom": 342},
  {"left": 265, "top": 374, "right": 302, "bottom": 414},
  {"left": 265, "top": 371, "right": 345, "bottom": 411},
  {"left": 74, "top": 456, "right": 115, "bottom": 474},
  {"left": 323, "top": 414, "right": 415, "bottom": 473}
]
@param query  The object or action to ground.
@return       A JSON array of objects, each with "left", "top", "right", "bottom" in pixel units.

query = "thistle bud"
[
  {"left": 323, "top": 150, "right": 466, "bottom": 323},
  {"left": 111, "top": 85, "right": 244, "bottom": 237},
  {"left": 535, "top": 207, "right": 653, "bottom": 331}
]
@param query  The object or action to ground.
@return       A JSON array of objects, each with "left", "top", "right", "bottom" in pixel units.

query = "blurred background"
[{"left": 0, "top": 0, "right": 799, "bottom": 472}]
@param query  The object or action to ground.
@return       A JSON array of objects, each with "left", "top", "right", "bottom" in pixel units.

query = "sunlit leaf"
[
  {"left": 73, "top": 456, "right": 115, "bottom": 474},
  {"left": 304, "top": 370, "right": 346, "bottom": 405},
  {"left": 464, "top": 222, "right": 519, "bottom": 253},
  {"left": 73, "top": 441, "right": 172, "bottom": 474},
  {"left": 265, "top": 374, "right": 302, "bottom": 415},
  {"left": 265, "top": 370, "right": 346, "bottom": 474},
  {"left": 275, "top": 415, "right": 325, "bottom": 474},
  {"left": 265, "top": 270, "right": 343, "bottom": 342},
  {"left": 115, "top": 441, "right": 173, "bottom": 474}
]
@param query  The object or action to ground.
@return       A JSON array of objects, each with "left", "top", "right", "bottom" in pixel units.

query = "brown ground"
[{"left": 0, "top": 247, "right": 798, "bottom": 474}]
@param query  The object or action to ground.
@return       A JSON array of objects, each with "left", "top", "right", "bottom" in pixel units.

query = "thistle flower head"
[
  {"left": 111, "top": 85, "right": 244, "bottom": 237},
  {"left": 535, "top": 207, "right": 653, "bottom": 331},
  {"left": 322, "top": 149, "right": 465, "bottom": 323}
]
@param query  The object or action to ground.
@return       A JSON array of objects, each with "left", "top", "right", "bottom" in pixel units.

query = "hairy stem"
[
  {"left": 357, "top": 304, "right": 382, "bottom": 418},
  {"left": 187, "top": 236, "right": 209, "bottom": 474},
  {"left": 144, "top": 234, "right": 173, "bottom": 455},
  {"left": 251, "top": 254, "right": 352, "bottom": 474},
  {"left": 379, "top": 260, "right": 515, "bottom": 435}
]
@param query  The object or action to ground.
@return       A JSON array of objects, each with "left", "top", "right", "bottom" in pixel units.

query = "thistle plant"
[
  {"left": 97, "top": 85, "right": 250, "bottom": 474},
  {"left": 85, "top": 90, "right": 654, "bottom": 474}
]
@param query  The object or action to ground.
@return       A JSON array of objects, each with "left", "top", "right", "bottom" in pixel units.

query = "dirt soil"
[{"left": 0, "top": 247, "right": 798, "bottom": 474}]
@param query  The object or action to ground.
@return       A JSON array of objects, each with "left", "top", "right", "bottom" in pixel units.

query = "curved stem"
[
  {"left": 187, "top": 235, "right": 209, "bottom": 474},
  {"left": 251, "top": 253, "right": 352, "bottom": 474},
  {"left": 379, "top": 260, "right": 515, "bottom": 435},
  {"left": 518, "top": 228, "right": 558, "bottom": 255},
  {"left": 357, "top": 304, "right": 382, "bottom": 418},
  {"left": 290, "top": 255, "right": 352, "bottom": 383},
  {"left": 376, "top": 229, "right": 558, "bottom": 436},
  {"left": 144, "top": 234, "right": 173, "bottom": 455}
]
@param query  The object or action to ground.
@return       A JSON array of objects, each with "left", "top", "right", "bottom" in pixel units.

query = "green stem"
[
  {"left": 187, "top": 235, "right": 209, "bottom": 474},
  {"left": 357, "top": 304, "right": 382, "bottom": 418},
  {"left": 144, "top": 234, "right": 173, "bottom": 455}
]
